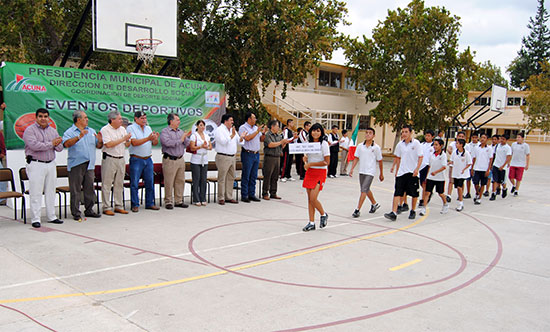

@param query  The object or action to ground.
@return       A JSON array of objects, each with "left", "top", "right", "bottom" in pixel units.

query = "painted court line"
[
  {"left": 0, "top": 213, "right": 427, "bottom": 304},
  {"left": 472, "top": 212, "right": 548, "bottom": 226},
  {"left": 389, "top": 259, "right": 422, "bottom": 271},
  {"left": 0, "top": 217, "right": 379, "bottom": 291}
]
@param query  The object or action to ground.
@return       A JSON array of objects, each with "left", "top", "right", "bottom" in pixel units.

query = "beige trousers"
[
  {"left": 162, "top": 157, "right": 186, "bottom": 205},
  {"left": 215, "top": 154, "right": 235, "bottom": 201},
  {"left": 101, "top": 156, "right": 125, "bottom": 211}
]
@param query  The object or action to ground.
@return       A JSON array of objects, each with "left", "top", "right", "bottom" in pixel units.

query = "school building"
[{"left": 263, "top": 61, "right": 549, "bottom": 166}]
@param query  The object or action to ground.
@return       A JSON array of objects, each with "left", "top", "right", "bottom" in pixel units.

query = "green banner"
[{"left": 0, "top": 62, "right": 225, "bottom": 149}]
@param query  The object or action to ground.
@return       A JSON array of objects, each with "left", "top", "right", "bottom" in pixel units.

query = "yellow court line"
[
  {"left": 389, "top": 258, "right": 423, "bottom": 271},
  {"left": 0, "top": 209, "right": 429, "bottom": 304}
]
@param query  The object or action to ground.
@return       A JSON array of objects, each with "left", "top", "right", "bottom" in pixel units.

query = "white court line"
[
  {"left": 472, "top": 212, "right": 549, "bottom": 226},
  {"left": 0, "top": 216, "right": 383, "bottom": 291}
]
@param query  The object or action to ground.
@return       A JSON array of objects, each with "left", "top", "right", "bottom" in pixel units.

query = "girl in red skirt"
[{"left": 302, "top": 123, "right": 331, "bottom": 231}]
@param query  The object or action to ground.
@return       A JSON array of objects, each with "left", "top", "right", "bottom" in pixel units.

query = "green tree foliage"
[
  {"left": 522, "top": 61, "right": 550, "bottom": 133},
  {"left": 0, "top": 0, "right": 347, "bottom": 121},
  {"left": 344, "top": 0, "right": 475, "bottom": 136},
  {"left": 464, "top": 60, "right": 509, "bottom": 91},
  {"left": 508, "top": 0, "right": 550, "bottom": 89}
]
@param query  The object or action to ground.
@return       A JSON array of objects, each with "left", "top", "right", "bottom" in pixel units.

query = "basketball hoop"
[{"left": 135, "top": 38, "right": 163, "bottom": 64}]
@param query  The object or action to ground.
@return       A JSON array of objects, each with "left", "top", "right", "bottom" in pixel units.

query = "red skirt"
[{"left": 302, "top": 168, "right": 327, "bottom": 190}]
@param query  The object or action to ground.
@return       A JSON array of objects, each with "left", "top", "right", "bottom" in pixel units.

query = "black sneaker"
[
  {"left": 396, "top": 205, "right": 403, "bottom": 214},
  {"left": 511, "top": 186, "right": 516, "bottom": 194},
  {"left": 418, "top": 199, "right": 424, "bottom": 207},
  {"left": 474, "top": 198, "right": 481, "bottom": 205},
  {"left": 302, "top": 223, "right": 316, "bottom": 232},
  {"left": 490, "top": 193, "right": 496, "bottom": 201},
  {"left": 464, "top": 193, "right": 471, "bottom": 199},
  {"left": 502, "top": 188, "right": 507, "bottom": 198},
  {"left": 483, "top": 191, "right": 489, "bottom": 197},
  {"left": 369, "top": 203, "right": 380, "bottom": 214},
  {"left": 408, "top": 210, "right": 416, "bottom": 219},
  {"left": 401, "top": 203, "right": 409, "bottom": 212},
  {"left": 320, "top": 214, "right": 328, "bottom": 228},
  {"left": 384, "top": 212, "right": 397, "bottom": 221},
  {"left": 496, "top": 188, "right": 501, "bottom": 195},
  {"left": 446, "top": 195, "right": 451, "bottom": 203},
  {"left": 352, "top": 209, "right": 360, "bottom": 218}
]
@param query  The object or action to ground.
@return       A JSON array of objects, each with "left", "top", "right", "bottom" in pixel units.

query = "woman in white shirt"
[
  {"left": 302, "top": 123, "right": 330, "bottom": 232},
  {"left": 189, "top": 120, "right": 212, "bottom": 206}
]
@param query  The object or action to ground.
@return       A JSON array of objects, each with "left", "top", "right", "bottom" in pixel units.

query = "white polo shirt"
[
  {"left": 214, "top": 124, "right": 239, "bottom": 155},
  {"left": 466, "top": 142, "right": 480, "bottom": 154},
  {"left": 472, "top": 145, "right": 493, "bottom": 172},
  {"left": 395, "top": 139, "right": 423, "bottom": 177},
  {"left": 426, "top": 152, "right": 447, "bottom": 181},
  {"left": 421, "top": 142, "right": 434, "bottom": 168},
  {"left": 493, "top": 143, "right": 512, "bottom": 168},
  {"left": 510, "top": 142, "right": 530, "bottom": 167},
  {"left": 354, "top": 141, "right": 382, "bottom": 176},
  {"left": 306, "top": 140, "right": 330, "bottom": 169},
  {"left": 451, "top": 149, "right": 472, "bottom": 179}
]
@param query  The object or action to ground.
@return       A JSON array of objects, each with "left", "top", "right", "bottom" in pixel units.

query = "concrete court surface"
[{"left": 0, "top": 162, "right": 549, "bottom": 332}]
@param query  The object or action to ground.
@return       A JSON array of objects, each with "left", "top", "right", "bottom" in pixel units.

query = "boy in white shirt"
[
  {"left": 419, "top": 138, "right": 448, "bottom": 215},
  {"left": 464, "top": 132, "right": 480, "bottom": 199},
  {"left": 446, "top": 131, "right": 466, "bottom": 202},
  {"left": 471, "top": 133, "right": 493, "bottom": 204},
  {"left": 349, "top": 127, "right": 384, "bottom": 217},
  {"left": 339, "top": 130, "right": 350, "bottom": 176},
  {"left": 419, "top": 130, "right": 435, "bottom": 208},
  {"left": 384, "top": 124, "right": 423, "bottom": 221},
  {"left": 490, "top": 134, "right": 512, "bottom": 201},
  {"left": 509, "top": 132, "right": 530, "bottom": 196},
  {"left": 450, "top": 139, "right": 472, "bottom": 211}
]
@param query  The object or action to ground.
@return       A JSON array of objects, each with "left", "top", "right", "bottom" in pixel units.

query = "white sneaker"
[
  {"left": 288, "top": 177, "right": 295, "bottom": 181},
  {"left": 419, "top": 206, "right": 426, "bottom": 216},
  {"left": 281, "top": 178, "right": 287, "bottom": 183},
  {"left": 441, "top": 204, "right": 449, "bottom": 214},
  {"left": 456, "top": 202, "right": 464, "bottom": 212}
]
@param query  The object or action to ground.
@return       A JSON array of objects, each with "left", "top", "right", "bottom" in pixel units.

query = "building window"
[
  {"left": 345, "top": 114, "right": 354, "bottom": 130},
  {"left": 318, "top": 70, "right": 342, "bottom": 88},
  {"left": 358, "top": 115, "right": 371, "bottom": 130},
  {"left": 344, "top": 77, "right": 356, "bottom": 90},
  {"left": 503, "top": 129, "right": 520, "bottom": 139},
  {"left": 507, "top": 97, "right": 522, "bottom": 106}
]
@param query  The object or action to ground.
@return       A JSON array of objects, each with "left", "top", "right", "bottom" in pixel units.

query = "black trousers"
[
  {"left": 328, "top": 150, "right": 339, "bottom": 176},
  {"left": 68, "top": 161, "right": 96, "bottom": 217},
  {"left": 280, "top": 150, "right": 293, "bottom": 179},
  {"left": 295, "top": 153, "right": 305, "bottom": 178}
]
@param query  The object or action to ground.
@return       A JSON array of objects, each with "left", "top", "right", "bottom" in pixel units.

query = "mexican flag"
[{"left": 347, "top": 120, "right": 360, "bottom": 162}]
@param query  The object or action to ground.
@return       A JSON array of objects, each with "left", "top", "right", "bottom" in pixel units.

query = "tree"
[
  {"left": 464, "top": 60, "right": 509, "bottom": 91},
  {"left": 508, "top": 0, "right": 550, "bottom": 89},
  {"left": 344, "top": 0, "right": 475, "bottom": 143},
  {"left": 522, "top": 61, "right": 550, "bottom": 133},
  {"left": 0, "top": 0, "right": 348, "bottom": 121}
]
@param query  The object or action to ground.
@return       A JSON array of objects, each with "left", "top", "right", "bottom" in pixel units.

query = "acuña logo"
[{"left": 5, "top": 74, "right": 47, "bottom": 92}]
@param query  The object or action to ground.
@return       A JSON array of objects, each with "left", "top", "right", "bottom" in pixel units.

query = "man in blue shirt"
[
  {"left": 238, "top": 112, "right": 266, "bottom": 202},
  {"left": 63, "top": 110, "right": 103, "bottom": 221},
  {"left": 127, "top": 111, "right": 160, "bottom": 212}
]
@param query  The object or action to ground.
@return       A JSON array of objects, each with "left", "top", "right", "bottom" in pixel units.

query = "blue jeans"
[
  {"left": 240, "top": 150, "right": 259, "bottom": 199},
  {"left": 129, "top": 156, "right": 155, "bottom": 208}
]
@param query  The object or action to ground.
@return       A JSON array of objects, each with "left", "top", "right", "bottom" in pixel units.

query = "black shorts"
[
  {"left": 473, "top": 170, "right": 488, "bottom": 186},
  {"left": 419, "top": 165, "right": 429, "bottom": 184},
  {"left": 491, "top": 166, "right": 506, "bottom": 184},
  {"left": 426, "top": 179, "right": 445, "bottom": 194},
  {"left": 453, "top": 178, "right": 465, "bottom": 188},
  {"left": 394, "top": 173, "right": 419, "bottom": 198}
]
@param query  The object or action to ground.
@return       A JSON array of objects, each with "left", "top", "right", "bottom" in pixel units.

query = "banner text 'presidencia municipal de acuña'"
[{"left": 1, "top": 62, "right": 226, "bottom": 149}]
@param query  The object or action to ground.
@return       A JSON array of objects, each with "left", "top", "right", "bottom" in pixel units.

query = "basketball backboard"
[
  {"left": 490, "top": 84, "right": 507, "bottom": 112},
  {"left": 92, "top": 0, "right": 177, "bottom": 59}
]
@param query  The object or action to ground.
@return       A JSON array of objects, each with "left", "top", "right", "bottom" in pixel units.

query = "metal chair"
[{"left": 0, "top": 168, "right": 26, "bottom": 223}]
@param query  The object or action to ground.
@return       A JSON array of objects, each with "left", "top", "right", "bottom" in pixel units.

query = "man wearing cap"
[
  {"left": 63, "top": 110, "right": 103, "bottom": 221},
  {"left": 127, "top": 111, "right": 160, "bottom": 212},
  {"left": 23, "top": 108, "right": 64, "bottom": 228},
  {"left": 100, "top": 110, "right": 131, "bottom": 215},
  {"left": 160, "top": 113, "right": 192, "bottom": 209}
]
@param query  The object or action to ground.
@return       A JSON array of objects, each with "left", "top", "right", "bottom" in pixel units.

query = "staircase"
[{"left": 261, "top": 89, "right": 314, "bottom": 127}]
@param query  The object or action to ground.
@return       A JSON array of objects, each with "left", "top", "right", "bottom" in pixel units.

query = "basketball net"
[{"left": 136, "top": 38, "right": 163, "bottom": 64}]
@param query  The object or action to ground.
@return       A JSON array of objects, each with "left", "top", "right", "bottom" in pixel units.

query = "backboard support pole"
[
  {"left": 78, "top": 44, "right": 94, "bottom": 69},
  {"left": 60, "top": 0, "right": 92, "bottom": 67},
  {"left": 134, "top": 61, "right": 144, "bottom": 73},
  {"left": 158, "top": 60, "right": 172, "bottom": 76}
]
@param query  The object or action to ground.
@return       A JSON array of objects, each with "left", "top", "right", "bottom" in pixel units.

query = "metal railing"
[{"left": 525, "top": 133, "right": 550, "bottom": 143}]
